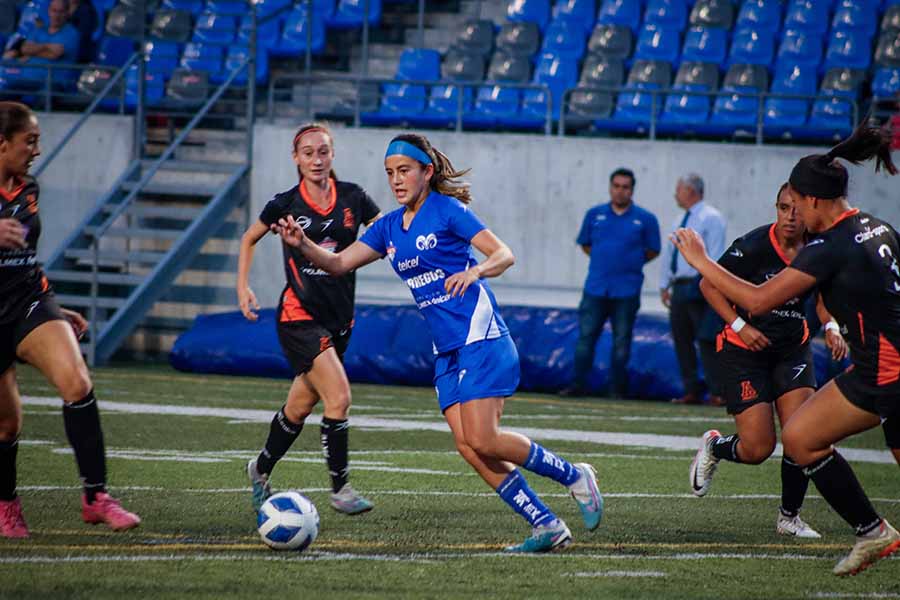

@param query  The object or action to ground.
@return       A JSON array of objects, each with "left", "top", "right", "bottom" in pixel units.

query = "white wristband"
[
  {"left": 825, "top": 320, "right": 840, "bottom": 334},
  {"left": 731, "top": 317, "right": 746, "bottom": 333}
]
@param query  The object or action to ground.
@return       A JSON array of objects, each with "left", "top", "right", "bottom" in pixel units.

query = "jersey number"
[{"left": 877, "top": 244, "right": 900, "bottom": 293}]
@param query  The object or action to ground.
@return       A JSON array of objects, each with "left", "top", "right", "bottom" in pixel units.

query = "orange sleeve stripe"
[{"left": 280, "top": 287, "right": 312, "bottom": 322}]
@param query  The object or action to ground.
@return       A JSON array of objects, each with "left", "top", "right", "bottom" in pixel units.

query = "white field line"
[
  {"left": 21, "top": 396, "right": 896, "bottom": 465},
  {"left": 567, "top": 570, "right": 667, "bottom": 578},
  {"left": 809, "top": 595, "right": 900, "bottom": 599}
]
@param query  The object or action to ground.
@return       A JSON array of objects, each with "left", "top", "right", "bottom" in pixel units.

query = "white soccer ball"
[{"left": 257, "top": 491, "right": 320, "bottom": 551}]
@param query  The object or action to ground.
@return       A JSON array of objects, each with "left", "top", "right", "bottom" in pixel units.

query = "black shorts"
[
  {"left": 718, "top": 342, "right": 817, "bottom": 415},
  {"left": 276, "top": 321, "right": 351, "bottom": 376},
  {"left": 834, "top": 367, "right": 900, "bottom": 421},
  {"left": 0, "top": 291, "right": 65, "bottom": 373},
  {"left": 883, "top": 416, "right": 900, "bottom": 450}
]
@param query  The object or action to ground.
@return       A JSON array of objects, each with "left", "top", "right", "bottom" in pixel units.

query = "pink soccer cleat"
[
  {"left": 81, "top": 493, "right": 141, "bottom": 531},
  {"left": 0, "top": 497, "right": 29, "bottom": 538}
]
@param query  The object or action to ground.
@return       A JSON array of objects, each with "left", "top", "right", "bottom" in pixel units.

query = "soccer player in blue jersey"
[{"left": 269, "top": 133, "right": 604, "bottom": 552}]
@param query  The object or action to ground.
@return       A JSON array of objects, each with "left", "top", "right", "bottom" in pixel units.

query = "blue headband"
[{"left": 385, "top": 140, "right": 432, "bottom": 165}]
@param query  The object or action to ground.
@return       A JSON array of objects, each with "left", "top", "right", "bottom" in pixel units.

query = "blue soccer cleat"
[
  {"left": 504, "top": 519, "right": 572, "bottom": 553},
  {"left": 568, "top": 463, "right": 604, "bottom": 531},
  {"left": 247, "top": 458, "right": 272, "bottom": 513}
]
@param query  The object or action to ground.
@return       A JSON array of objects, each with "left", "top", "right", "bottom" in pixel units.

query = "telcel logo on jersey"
[
  {"left": 406, "top": 269, "right": 445, "bottom": 289},
  {"left": 415, "top": 233, "right": 437, "bottom": 251},
  {"left": 397, "top": 256, "right": 419, "bottom": 272}
]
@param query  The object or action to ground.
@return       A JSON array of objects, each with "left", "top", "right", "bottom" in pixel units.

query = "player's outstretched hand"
[
  {"left": 238, "top": 286, "right": 260, "bottom": 321},
  {"left": 271, "top": 215, "right": 306, "bottom": 249},
  {"left": 60, "top": 307, "right": 88, "bottom": 340},
  {"left": 825, "top": 328, "right": 849, "bottom": 361},
  {"left": 737, "top": 323, "right": 771, "bottom": 352},
  {"left": 445, "top": 266, "right": 481, "bottom": 298},
  {"left": 0, "top": 218, "right": 26, "bottom": 249},
  {"left": 671, "top": 228, "right": 708, "bottom": 267}
]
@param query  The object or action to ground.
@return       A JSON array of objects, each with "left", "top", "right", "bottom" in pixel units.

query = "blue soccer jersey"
[{"left": 359, "top": 192, "right": 509, "bottom": 353}]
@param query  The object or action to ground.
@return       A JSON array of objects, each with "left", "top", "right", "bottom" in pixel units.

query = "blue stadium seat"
[
  {"left": 16, "top": 2, "right": 47, "bottom": 35},
  {"left": 541, "top": 19, "right": 587, "bottom": 62},
  {"left": 635, "top": 23, "right": 681, "bottom": 65},
  {"left": 274, "top": 7, "right": 326, "bottom": 56},
  {"left": 711, "top": 63, "right": 768, "bottom": 129},
  {"left": 823, "top": 30, "right": 872, "bottom": 71},
  {"left": 327, "top": 0, "right": 381, "bottom": 29},
  {"left": 872, "top": 67, "right": 900, "bottom": 96},
  {"left": 98, "top": 64, "right": 165, "bottom": 111},
  {"left": 211, "top": 44, "right": 270, "bottom": 85},
  {"left": 660, "top": 61, "right": 719, "bottom": 128},
  {"left": 521, "top": 52, "right": 579, "bottom": 121},
  {"left": 644, "top": 0, "right": 688, "bottom": 31},
  {"left": 777, "top": 29, "right": 823, "bottom": 69},
  {"left": 425, "top": 84, "right": 475, "bottom": 126},
  {"left": 807, "top": 68, "right": 863, "bottom": 136},
  {"left": 238, "top": 14, "right": 282, "bottom": 49},
  {"left": 255, "top": 0, "right": 295, "bottom": 18},
  {"left": 613, "top": 59, "right": 672, "bottom": 126},
  {"left": 97, "top": 36, "right": 135, "bottom": 67},
  {"left": 507, "top": 0, "right": 551, "bottom": 32},
  {"left": 395, "top": 47, "right": 441, "bottom": 80},
  {"left": 597, "top": 0, "right": 642, "bottom": 34},
  {"left": 469, "top": 52, "right": 532, "bottom": 127},
  {"left": 162, "top": 0, "right": 204, "bottom": 15},
  {"left": 366, "top": 48, "right": 441, "bottom": 125},
  {"left": 736, "top": 0, "right": 782, "bottom": 35},
  {"left": 180, "top": 42, "right": 224, "bottom": 72},
  {"left": 94, "top": 0, "right": 117, "bottom": 10},
  {"left": 193, "top": 13, "right": 237, "bottom": 45},
  {"left": 681, "top": 26, "right": 726, "bottom": 64},
  {"left": 553, "top": 0, "right": 596, "bottom": 35},
  {"left": 728, "top": 28, "right": 775, "bottom": 67},
  {"left": 764, "top": 64, "right": 816, "bottom": 131},
  {"left": 783, "top": 0, "right": 829, "bottom": 37},
  {"left": 144, "top": 40, "right": 182, "bottom": 76},
  {"left": 831, "top": 3, "right": 878, "bottom": 39},
  {"left": 205, "top": 0, "right": 249, "bottom": 16}
]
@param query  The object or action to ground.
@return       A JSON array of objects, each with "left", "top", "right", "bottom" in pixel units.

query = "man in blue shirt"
[
  {"left": 659, "top": 173, "right": 727, "bottom": 405},
  {"left": 3, "top": 0, "right": 80, "bottom": 65},
  {"left": 561, "top": 168, "right": 661, "bottom": 398}
]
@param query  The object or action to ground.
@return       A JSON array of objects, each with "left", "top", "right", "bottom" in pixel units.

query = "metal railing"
[{"left": 0, "top": 59, "right": 136, "bottom": 113}]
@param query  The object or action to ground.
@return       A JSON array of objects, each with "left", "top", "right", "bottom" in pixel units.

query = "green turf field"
[{"left": 3, "top": 365, "right": 898, "bottom": 599}]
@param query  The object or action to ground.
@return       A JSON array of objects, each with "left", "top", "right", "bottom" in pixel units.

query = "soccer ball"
[{"left": 257, "top": 491, "right": 320, "bottom": 551}]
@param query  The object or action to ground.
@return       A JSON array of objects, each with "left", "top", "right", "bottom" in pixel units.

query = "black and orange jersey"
[
  {"left": 791, "top": 209, "right": 900, "bottom": 388},
  {"left": 716, "top": 223, "right": 813, "bottom": 353},
  {"left": 259, "top": 178, "right": 380, "bottom": 332},
  {"left": 0, "top": 175, "right": 48, "bottom": 323}
]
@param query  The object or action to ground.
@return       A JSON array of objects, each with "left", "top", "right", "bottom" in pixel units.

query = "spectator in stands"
[
  {"left": 67, "top": 0, "right": 97, "bottom": 63},
  {"left": 3, "top": 0, "right": 80, "bottom": 65},
  {"left": 560, "top": 167, "right": 661, "bottom": 399},
  {"left": 659, "top": 173, "right": 727, "bottom": 406}
]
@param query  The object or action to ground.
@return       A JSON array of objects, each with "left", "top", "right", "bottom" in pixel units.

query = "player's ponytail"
[
  {"left": 788, "top": 121, "right": 897, "bottom": 199},
  {"left": 291, "top": 122, "right": 338, "bottom": 182},
  {"left": 389, "top": 133, "right": 473, "bottom": 204},
  {"left": 0, "top": 102, "right": 34, "bottom": 142}
]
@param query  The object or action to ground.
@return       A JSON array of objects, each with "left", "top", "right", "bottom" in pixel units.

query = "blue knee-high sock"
[
  {"left": 521, "top": 441, "right": 580, "bottom": 486},
  {"left": 496, "top": 470, "right": 557, "bottom": 528}
]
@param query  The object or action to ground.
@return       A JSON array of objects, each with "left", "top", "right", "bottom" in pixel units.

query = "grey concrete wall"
[
  {"left": 250, "top": 124, "right": 900, "bottom": 313},
  {"left": 32, "top": 112, "right": 133, "bottom": 261}
]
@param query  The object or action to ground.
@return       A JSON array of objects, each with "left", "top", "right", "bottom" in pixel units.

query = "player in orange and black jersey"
[
  {"left": 237, "top": 123, "right": 381, "bottom": 516},
  {"left": 672, "top": 122, "right": 900, "bottom": 576},
  {"left": 0, "top": 102, "right": 140, "bottom": 538},
  {"left": 690, "top": 183, "right": 848, "bottom": 539}
]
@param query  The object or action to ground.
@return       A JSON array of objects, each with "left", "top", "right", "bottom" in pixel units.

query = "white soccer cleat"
[
  {"left": 776, "top": 512, "right": 822, "bottom": 539},
  {"left": 833, "top": 520, "right": 900, "bottom": 577},
  {"left": 689, "top": 429, "right": 721, "bottom": 497}
]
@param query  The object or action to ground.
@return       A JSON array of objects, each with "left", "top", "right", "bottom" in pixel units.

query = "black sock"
[
  {"left": 780, "top": 455, "right": 810, "bottom": 518},
  {"left": 0, "top": 437, "right": 18, "bottom": 501},
  {"left": 62, "top": 390, "right": 106, "bottom": 503},
  {"left": 256, "top": 406, "right": 304, "bottom": 476},
  {"left": 711, "top": 433, "right": 743, "bottom": 462},
  {"left": 804, "top": 451, "right": 881, "bottom": 536},
  {"left": 320, "top": 417, "right": 349, "bottom": 493}
]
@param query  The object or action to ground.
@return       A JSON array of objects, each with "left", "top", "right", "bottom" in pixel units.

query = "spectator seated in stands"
[
  {"left": 68, "top": 0, "right": 98, "bottom": 63},
  {"left": 4, "top": 0, "right": 80, "bottom": 66}
]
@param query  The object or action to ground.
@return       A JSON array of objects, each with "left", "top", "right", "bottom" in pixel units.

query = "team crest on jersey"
[
  {"left": 25, "top": 194, "right": 37, "bottom": 214},
  {"left": 416, "top": 233, "right": 438, "bottom": 251},
  {"left": 386, "top": 242, "right": 396, "bottom": 262},
  {"left": 343, "top": 207, "right": 354, "bottom": 228},
  {"left": 319, "top": 237, "right": 338, "bottom": 253}
]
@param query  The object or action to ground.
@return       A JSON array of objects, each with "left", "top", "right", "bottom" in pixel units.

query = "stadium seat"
[
  {"left": 777, "top": 29, "right": 823, "bottom": 69},
  {"left": 179, "top": 42, "right": 224, "bottom": 72},
  {"left": 16, "top": 2, "right": 47, "bottom": 35},
  {"left": 105, "top": 4, "right": 144, "bottom": 39},
  {"left": 553, "top": 0, "right": 596, "bottom": 35},
  {"left": 212, "top": 44, "right": 269, "bottom": 85},
  {"left": 441, "top": 48, "right": 486, "bottom": 82},
  {"left": 587, "top": 24, "right": 633, "bottom": 60},
  {"left": 97, "top": 36, "right": 135, "bottom": 67},
  {"left": 711, "top": 63, "right": 768, "bottom": 129},
  {"left": 635, "top": 23, "right": 681, "bottom": 65},
  {"left": 471, "top": 52, "right": 531, "bottom": 126},
  {"left": 193, "top": 13, "right": 237, "bottom": 45},
  {"left": 423, "top": 50, "right": 484, "bottom": 126},
  {"left": 395, "top": 47, "right": 441, "bottom": 80},
  {"left": 580, "top": 54, "right": 625, "bottom": 87},
  {"left": 237, "top": 14, "right": 281, "bottom": 49},
  {"left": 162, "top": 0, "right": 204, "bottom": 15},
  {"left": 144, "top": 40, "right": 182, "bottom": 76},
  {"left": 368, "top": 48, "right": 440, "bottom": 124},
  {"left": 597, "top": 0, "right": 642, "bottom": 34},
  {"left": 881, "top": 5, "right": 900, "bottom": 34},
  {"left": 150, "top": 10, "right": 193, "bottom": 43},
  {"left": 205, "top": 0, "right": 249, "bottom": 16},
  {"left": 327, "top": 0, "right": 382, "bottom": 29},
  {"left": 166, "top": 67, "right": 209, "bottom": 107},
  {"left": 540, "top": 19, "right": 587, "bottom": 62},
  {"left": 831, "top": 3, "right": 878, "bottom": 39},
  {"left": 506, "top": 0, "right": 551, "bottom": 32},
  {"left": 823, "top": 30, "right": 872, "bottom": 71},
  {"left": 764, "top": 63, "right": 816, "bottom": 131},
  {"left": 564, "top": 54, "right": 622, "bottom": 127},
  {"left": 689, "top": 0, "right": 734, "bottom": 30},
  {"left": 613, "top": 59, "right": 672, "bottom": 125},
  {"left": 644, "top": 0, "right": 688, "bottom": 31},
  {"left": 875, "top": 30, "right": 900, "bottom": 68},
  {"left": 735, "top": 0, "right": 781, "bottom": 34},
  {"left": 871, "top": 66, "right": 900, "bottom": 97},
  {"left": 255, "top": 0, "right": 295, "bottom": 19},
  {"left": 660, "top": 61, "right": 720, "bottom": 127},
  {"left": 450, "top": 19, "right": 494, "bottom": 58},
  {"left": 94, "top": 64, "right": 165, "bottom": 110},
  {"left": 521, "top": 52, "right": 579, "bottom": 121},
  {"left": 783, "top": 0, "right": 829, "bottom": 37},
  {"left": 274, "top": 7, "right": 326, "bottom": 56},
  {"left": 681, "top": 26, "right": 726, "bottom": 65},
  {"left": 496, "top": 22, "right": 541, "bottom": 58},
  {"left": 728, "top": 28, "right": 775, "bottom": 67},
  {"left": 807, "top": 66, "right": 863, "bottom": 134}
]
